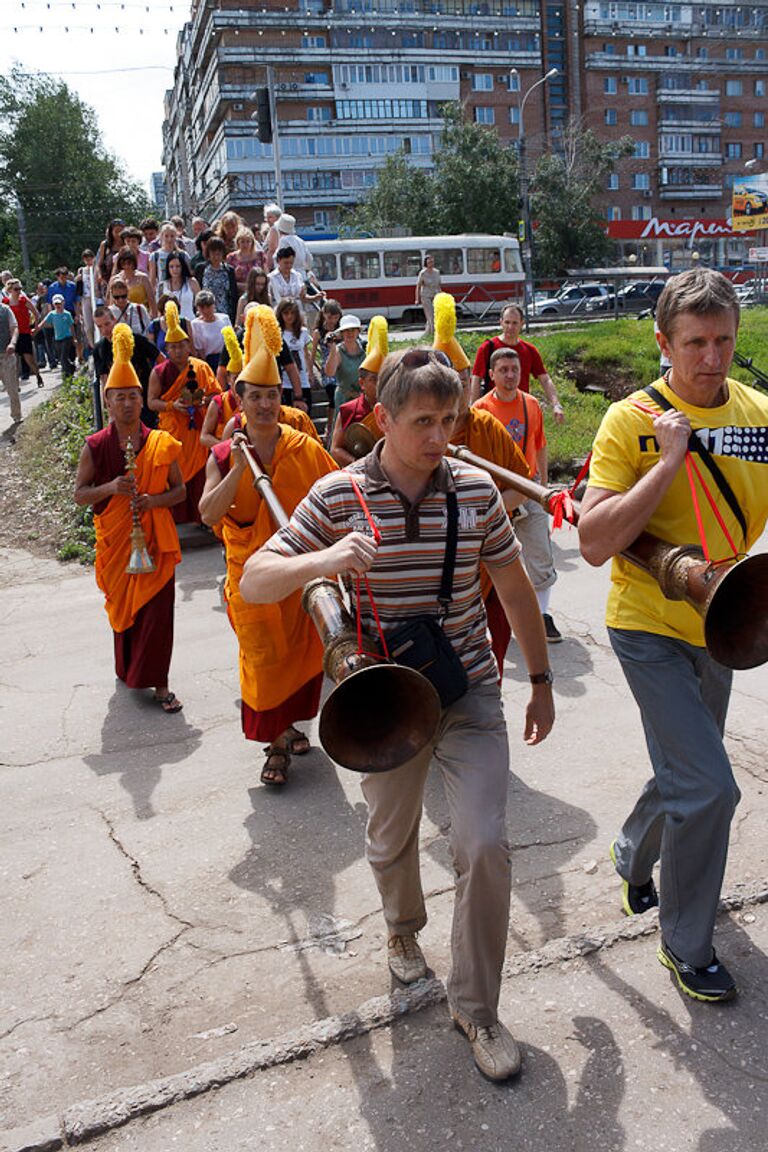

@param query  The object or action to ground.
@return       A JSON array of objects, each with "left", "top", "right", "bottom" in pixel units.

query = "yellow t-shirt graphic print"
[{"left": 588, "top": 376, "right": 768, "bottom": 647}]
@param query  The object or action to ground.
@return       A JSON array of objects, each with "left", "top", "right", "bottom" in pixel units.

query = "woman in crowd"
[
  {"left": 235, "top": 268, "right": 271, "bottom": 328},
  {"left": 275, "top": 297, "right": 313, "bottom": 414},
  {"left": 108, "top": 278, "right": 151, "bottom": 336},
  {"left": 415, "top": 253, "right": 441, "bottom": 336},
  {"left": 201, "top": 236, "right": 238, "bottom": 322},
  {"left": 110, "top": 247, "right": 155, "bottom": 315},
  {"left": 226, "top": 226, "right": 265, "bottom": 291},
  {"left": 191, "top": 289, "right": 230, "bottom": 372},
  {"left": 96, "top": 219, "right": 126, "bottom": 296},
  {"left": 158, "top": 253, "right": 200, "bottom": 324},
  {"left": 311, "top": 298, "right": 342, "bottom": 435},
  {"left": 324, "top": 312, "right": 365, "bottom": 411},
  {"left": 146, "top": 293, "right": 193, "bottom": 355},
  {"left": 215, "top": 211, "right": 244, "bottom": 254},
  {"left": 148, "top": 223, "right": 186, "bottom": 301}
]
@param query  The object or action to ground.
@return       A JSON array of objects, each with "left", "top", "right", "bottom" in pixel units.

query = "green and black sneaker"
[
  {"left": 657, "top": 940, "right": 737, "bottom": 1003},
  {"left": 609, "top": 839, "right": 659, "bottom": 917}
]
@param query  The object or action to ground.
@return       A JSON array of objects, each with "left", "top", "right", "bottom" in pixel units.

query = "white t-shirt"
[
  {"left": 190, "top": 312, "right": 229, "bottom": 357},
  {"left": 281, "top": 328, "right": 312, "bottom": 390},
  {"left": 109, "top": 301, "right": 150, "bottom": 335},
  {"left": 268, "top": 268, "right": 304, "bottom": 306}
]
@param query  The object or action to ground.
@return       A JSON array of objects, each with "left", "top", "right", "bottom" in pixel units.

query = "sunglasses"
[
  {"left": 399, "top": 348, "right": 452, "bottom": 370},
  {"left": 112, "top": 294, "right": 128, "bottom": 300}
]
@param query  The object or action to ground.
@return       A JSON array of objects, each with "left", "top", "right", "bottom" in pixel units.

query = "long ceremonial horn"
[
  {"left": 446, "top": 442, "right": 768, "bottom": 670},
  {"left": 237, "top": 436, "right": 441, "bottom": 770}
]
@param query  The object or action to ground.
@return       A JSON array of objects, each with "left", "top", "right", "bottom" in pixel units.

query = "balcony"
[
  {"left": 659, "top": 184, "right": 723, "bottom": 200},
  {"left": 657, "top": 87, "right": 720, "bottom": 104}
]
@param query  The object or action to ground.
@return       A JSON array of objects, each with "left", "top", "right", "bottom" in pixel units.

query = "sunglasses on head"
[{"left": 399, "top": 348, "right": 452, "bottom": 370}]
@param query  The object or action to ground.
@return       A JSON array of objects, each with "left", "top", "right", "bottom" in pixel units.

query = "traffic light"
[{"left": 255, "top": 87, "right": 272, "bottom": 144}]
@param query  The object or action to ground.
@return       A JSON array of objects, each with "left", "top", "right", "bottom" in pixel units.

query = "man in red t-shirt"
[
  {"left": 470, "top": 304, "right": 564, "bottom": 423},
  {"left": 474, "top": 345, "right": 562, "bottom": 642}
]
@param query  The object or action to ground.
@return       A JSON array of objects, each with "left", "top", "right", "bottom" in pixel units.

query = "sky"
[{"left": 1, "top": 0, "right": 189, "bottom": 192}]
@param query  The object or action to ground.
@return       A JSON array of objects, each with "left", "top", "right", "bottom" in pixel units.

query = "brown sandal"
[
  {"left": 261, "top": 745, "right": 290, "bottom": 786},
  {"left": 285, "top": 726, "right": 310, "bottom": 756}
]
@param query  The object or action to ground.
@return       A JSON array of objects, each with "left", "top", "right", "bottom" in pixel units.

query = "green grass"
[{"left": 17, "top": 370, "right": 96, "bottom": 563}]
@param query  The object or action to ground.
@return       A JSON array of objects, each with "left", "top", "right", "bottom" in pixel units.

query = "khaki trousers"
[
  {"left": 362, "top": 682, "right": 510, "bottom": 1026},
  {"left": 0, "top": 352, "right": 21, "bottom": 422}
]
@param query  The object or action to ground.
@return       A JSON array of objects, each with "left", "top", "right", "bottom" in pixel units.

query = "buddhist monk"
[
  {"left": 201, "top": 325, "right": 244, "bottom": 451},
  {"left": 147, "top": 300, "right": 221, "bottom": 523},
  {"left": 199, "top": 304, "right": 338, "bottom": 785},
  {"left": 74, "top": 323, "right": 186, "bottom": 712}
]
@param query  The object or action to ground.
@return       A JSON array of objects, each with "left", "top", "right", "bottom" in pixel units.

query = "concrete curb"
[{"left": 3, "top": 880, "right": 766, "bottom": 1152}]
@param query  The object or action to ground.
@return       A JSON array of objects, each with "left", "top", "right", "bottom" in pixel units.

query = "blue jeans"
[{"left": 609, "top": 628, "right": 739, "bottom": 967}]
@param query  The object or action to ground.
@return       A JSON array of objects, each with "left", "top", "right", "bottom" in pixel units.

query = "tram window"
[
  {"left": 341, "top": 251, "right": 381, "bottom": 280},
  {"left": 383, "top": 250, "right": 422, "bottom": 277},
  {"left": 432, "top": 249, "right": 463, "bottom": 275},
  {"left": 503, "top": 248, "right": 522, "bottom": 273},
  {"left": 314, "top": 253, "right": 339, "bottom": 282},
  {"left": 467, "top": 247, "right": 502, "bottom": 275}
]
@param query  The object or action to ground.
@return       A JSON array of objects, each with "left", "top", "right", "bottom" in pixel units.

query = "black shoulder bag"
[
  {"left": 382, "top": 491, "right": 469, "bottom": 708},
  {"left": 644, "top": 382, "right": 748, "bottom": 546}
]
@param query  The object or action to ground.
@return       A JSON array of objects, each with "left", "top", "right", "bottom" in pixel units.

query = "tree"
[
  {"left": 529, "top": 120, "right": 634, "bottom": 278},
  {"left": 343, "top": 103, "right": 520, "bottom": 237},
  {"left": 0, "top": 68, "right": 153, "bottom": 280}
]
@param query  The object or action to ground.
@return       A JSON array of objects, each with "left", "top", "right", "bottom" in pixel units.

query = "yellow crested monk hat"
[
  {"left": 104, "top": 323, "right": 141, "bottom": 391},
  {"left": 360, "top": 314, "right": 388, "bottom": 374},
  {"left": 237, "top": 304, "right": 282, "bottom": 386},
  {"left": 221, "top": 325, "right": 244, "bottom": 374},
  {"left": 433, "top": 292, "right": 470, "bottom": 371},
  {"left": 163, "top": 299, "right": 189, "bottom": 344}
]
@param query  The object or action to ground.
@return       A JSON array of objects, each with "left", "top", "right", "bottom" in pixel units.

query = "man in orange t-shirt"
[{"left": 474, "top": 346, "right": 562, "bottom": 642}]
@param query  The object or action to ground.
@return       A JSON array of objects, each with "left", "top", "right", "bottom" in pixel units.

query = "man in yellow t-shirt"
[
  {"left": 474, "top": 347, "right": 562, "bottom": 642},
  {"left": 579, "top": 267, "right": 768, "bottom": 1004}
]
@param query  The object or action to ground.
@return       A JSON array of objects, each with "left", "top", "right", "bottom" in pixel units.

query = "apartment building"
[{"left": 162, "top": 0, "right": 768, "bottom": 264}]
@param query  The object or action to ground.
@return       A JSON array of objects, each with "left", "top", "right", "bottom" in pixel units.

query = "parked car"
[
  {"left": 586, "top": 280, "right": 667, "bottom": 314},
  {"left": 532, "top": 282, "right": 611, "bottom": 317},
  {"left": 733, "top": 187, "right": 768, "bottom": 216}
]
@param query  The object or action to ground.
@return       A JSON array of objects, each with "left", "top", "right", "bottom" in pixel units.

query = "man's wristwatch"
[{"left": 529, "top": 669, "right": 554, "bottom": 686}]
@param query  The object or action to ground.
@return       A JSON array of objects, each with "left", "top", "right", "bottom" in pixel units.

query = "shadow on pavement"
[{"left": 82, "top": 684, "right": 203, "bottom": 820}]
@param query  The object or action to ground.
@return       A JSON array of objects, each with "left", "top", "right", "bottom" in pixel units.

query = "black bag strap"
[
  {"left": 437, "top": 490, "right": 459, "bottom": 620},
  {"left": 644, "top": 382, "right": 747, "bottom": 543}
]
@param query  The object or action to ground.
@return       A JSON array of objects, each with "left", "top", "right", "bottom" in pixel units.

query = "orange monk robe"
[
  {"left": 215, "top": 426, "right": 337, "bottom": 716},
  {"left": 93, "top": 429, "right": 183, "bottom": 633},
  {"left": 211, "top": 389, "right": 239, "bottom": 439},
  {"left": 156, "top": 357, "right": 221, "bottom": 483}
]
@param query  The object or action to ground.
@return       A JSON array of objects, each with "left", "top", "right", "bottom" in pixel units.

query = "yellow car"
[{"left": 733, "top": 186, "right": 768, "bottom": 216}]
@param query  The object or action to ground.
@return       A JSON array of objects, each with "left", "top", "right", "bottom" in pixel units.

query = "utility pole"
[
  {"left": 15, "top": 196, "right": 30, "bottom": 275},
  {"left": 510, "top": 68, "right": 558, "bottom": 315},
  {"left": 267, "top": 66, "right": 283, "bottom": 207}
]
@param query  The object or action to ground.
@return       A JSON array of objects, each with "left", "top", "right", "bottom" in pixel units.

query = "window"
[
  {"left": 724, "top": 112, "right": 742, "bottom": 128},
  {"left": 314, "top": 253, "right": 339, "bottom": 282},
  {"left": 466, "top": 247, "right": 500, "bottom": 275},
  {"left": 302, "top": 35, "right": 327, "bottom": 48},
  {"left": 756, "top": 142, "right": 766, "bottom": 159},
  {"left": 627, "top": 77, "right": 649, "bottom": 95},
  {"left": 340, "top": 252, "right": 381, "bottom": 281},
  {"left": 472, "top": 73, "right": 494, "bottom": 91},
  {"left": 607, "top": 206, "right": 621, "bottom": 221},
  {"left": 474, "top": 107, "right": 495, "bottom": 125},
  {"left": 605, "top": 108, "right": 617, "bottom": 126},
  {"left": 383, "top": 251, "right": 423, "bottom": 278},
  {"left": 304, "top": 72, "right": 330, "bottom": 85},
  {"left": 627, "top": 44, "right": 646, "bottom": 56},
  {"left": 757, "top": 49, "right": 766, "bottom": 61},
  {"left": 608, "top": 173, "right": 619, "bottom": 191},
  {"left": 755, "top": 112, "right": 765, "bottom": 128},
  {"left": 756, "top": 80, "right": 766, "bottom": 97},
  {"left": 508, "top": 72, "right": 520, "bottom": 92},
  {"left": 604, "top": 77, "right": 617, "bottom": 95},
  {"left": 509, "top": 106, "right": 520, "bottom": 125},
  {"left": 314, "top": 210, "right": 332, "bottom": 229},
  {"left": 433, "top": 249, "right": 464, "bottom": 275},
  {"left": 726, "top": 48, "right": 743, "bottom": 60},
  {"left": 503, "top": 248, "right": 522, "bottom": 274},
  {"left": 631, "top": 205, "right": 652, "bottom": 220},
  {"left": 697, "top": 48, "right": 708, "bottom": 59},
  {"left": 634, "top": 141, "right": 650, "bottom": 159},
  {"left": 665, "top": 46, "right": 678, "bottom": 57},
  {"left": 306, "top": 106, "right": 331, "bottom": 122},
  {"left": 603, "top": 43, "right": 615, "bottom": 54},
  {"left": 630, "top": 109, "right": 649, "bottom": 126},
  {"left": 632, "top": 173, "right": 651, "bottom": 190},
  {"left": 336, "top": 99, "right": 428, "bottom": 120},
  {"left": 726, "top": 143, "right": 743, "bottom": 159},
  {"left": 726, "top": 80, "right": 743, "bottom": 96}
]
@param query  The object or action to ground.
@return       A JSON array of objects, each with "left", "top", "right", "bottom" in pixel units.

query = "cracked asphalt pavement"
[{"left": 0, "top": 526, "right": 766, "bottom": 1149}]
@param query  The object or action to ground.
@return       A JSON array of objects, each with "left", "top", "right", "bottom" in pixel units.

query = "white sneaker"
[
  {"left": 451, "top": 1007, "right": 522, "bottom": 1081},
  {"left": 387, "top": 933, "right": 427, "bottom": 984}
]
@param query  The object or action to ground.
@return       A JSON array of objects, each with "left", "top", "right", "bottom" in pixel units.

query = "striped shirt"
[{"left": 264, "top": 440, "right": 520, "bottom": 686}]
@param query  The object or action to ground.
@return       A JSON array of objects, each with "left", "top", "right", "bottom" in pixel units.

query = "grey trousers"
[
  {"left": 361, "top": 682, "right": 510, "bottom": 1026},
  {"left": 514, "top": 498, "right": 557, "bottom": 593},
  {"left": 609, "top": 628, "right": 739, "bottom": 967},
  {"left": 0, "top": 352, "right": 21, "bottom": 422}
]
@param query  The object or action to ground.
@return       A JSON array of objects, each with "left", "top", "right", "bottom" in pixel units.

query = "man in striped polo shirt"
[{"left": 240, "top": 348, "right": 555, "bottom": 1082}]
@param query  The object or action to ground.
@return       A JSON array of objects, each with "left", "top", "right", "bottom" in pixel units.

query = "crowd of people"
[{"left": 4, "top": 214, "right": 767, "bottom": 1085}]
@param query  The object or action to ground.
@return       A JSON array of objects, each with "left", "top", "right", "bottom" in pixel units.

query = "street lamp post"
[{"left": 510, "top": 67, "right": 558, "bottom": 312}]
